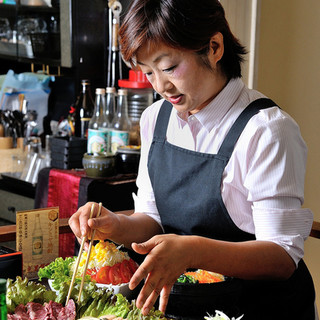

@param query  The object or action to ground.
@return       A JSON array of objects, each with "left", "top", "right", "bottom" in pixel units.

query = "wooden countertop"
[{"left": 0, "top": 212, "right": 319, "bottom": 243}]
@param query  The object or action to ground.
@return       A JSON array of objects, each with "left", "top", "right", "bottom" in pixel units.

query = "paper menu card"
[{"left": 16, "top": 207, "right": 59, "bottom": 279}]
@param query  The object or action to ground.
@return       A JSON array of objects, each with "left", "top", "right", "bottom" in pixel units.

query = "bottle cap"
[
  {"left": 95, "top": 88, "right": 106, "bottom": 95},
  {"left": 0, "top": 278, "right": 6, "bottom": 293},
  {"left": 106, "top": 87, "right": 116, "bottom": 94},
  {"left": 118, "top": 70, "right": 153, "bottom": 89},
  {"left": 118, "top": 89, "right": 128, "bottom": 96}
]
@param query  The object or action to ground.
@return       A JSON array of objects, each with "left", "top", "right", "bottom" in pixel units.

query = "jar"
[
  {"left": 118, "top": 70, "right": 154, "bottom": 146},
  {"left": 82, "top": 152, "right": 116, "bottom": 178},
  {"left": 115, "top": 145, "right": 141, "bottom": 174}
]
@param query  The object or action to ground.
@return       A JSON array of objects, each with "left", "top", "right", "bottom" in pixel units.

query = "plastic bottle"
[
  {"left": 87, "top": 88, "right": 108, "bottom": 154},
  {"left": 74, "top": 79, "right": 95, "bottom": 138},
  {"left": 0, "top": 278, "right": 7, "bottom": 320},
  {"left": 110, "top": 89, "right": 132, "bottom": 154}
]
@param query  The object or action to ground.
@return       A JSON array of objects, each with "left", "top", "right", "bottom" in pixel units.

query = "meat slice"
[
  {"left": 7, "top": 304, "right": 30, "bottom": 320},
  {"left": 8, "top": 299, "right": 76, "bottom": 320},
  {"left": 7, "top": 315, "right": 23, "bottom": 320},
  {"left": 44, "top": 300, "right": 64, "bottom": 319},
  {"left": 14, "top": 304, "right": 29, "bottom": 320},
  {"left": 57, "top": 299, "right": 76, "bottom": 320},
  {"left": 26, "top": 302, "right": 48, "bottom": 320}
]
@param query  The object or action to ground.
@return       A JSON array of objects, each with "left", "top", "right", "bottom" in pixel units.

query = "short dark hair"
[{"left": 119, "top": 0, "right": 246, "bottom": 79}]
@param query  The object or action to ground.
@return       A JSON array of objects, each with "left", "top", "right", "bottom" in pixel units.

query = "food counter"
[{"left": 1, "top": 213, "right": 320, "bottom": 320}]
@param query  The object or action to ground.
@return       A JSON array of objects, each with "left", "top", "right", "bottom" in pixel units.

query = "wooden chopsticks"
[{"left": 66, "top": 202, "right": 102, "bottom": 305}]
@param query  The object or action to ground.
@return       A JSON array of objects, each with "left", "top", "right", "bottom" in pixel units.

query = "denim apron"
[{"left": 148, "top": 98, "right": 315, "bottom": 319}]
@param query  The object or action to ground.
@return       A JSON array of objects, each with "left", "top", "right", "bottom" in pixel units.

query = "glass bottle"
[
  {"left": 98, "top": 87, "right": 116, "bottom": 154},
  {"left": 87, "top": 88, "right": 108, "bottom": 154},
  {"left": 32, "top": 213, "right": 43, "bottom": 260},
  {"left": 74, "top": 79, "right": 95, "bottom": 138},
  {"left": 110, "top": 89, "right": 132, "bottom": 154},
  {"left": 0, "top": 278, "right": 7, "bottom": 320},
  {"left": 105, "top": 87, "right": 116, "bottom": 124}
]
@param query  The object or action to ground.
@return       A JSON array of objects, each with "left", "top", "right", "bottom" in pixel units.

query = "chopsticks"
[
  {"left": 77, "top": 202, "right": 102, "bottom": 301},
  {"left": 65, "top": 202, "right": 102, "bottom": 305}
]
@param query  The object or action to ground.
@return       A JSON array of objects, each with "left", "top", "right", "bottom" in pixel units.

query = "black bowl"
[
  {"left": 165, "top": 278, "right": 244, "bottom": 320},
  {"left": 115, "top": 146, "right": 140, "bottom": 174}
]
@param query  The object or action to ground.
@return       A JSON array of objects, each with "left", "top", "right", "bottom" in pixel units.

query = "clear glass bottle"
[
  {"left": 87, "top": 88, "right": 108, "bottom": 154},
  {"left": 105, "top": 87, "right": 116, "bottom": 124},
  {"left": 0, "top": 278, "right": 7, "bottom": 320},
  {"left": 74, "top": 79, "right": 95, "bottom": 138},
  {"left": 110, "top": 89, "right": 132, "bottom": 154},
  {"left": 32, "top": 213, "right": 43, "bottom": 260},
  {"left": 96, "top": 87, "right": 115, "bottom": 154}
]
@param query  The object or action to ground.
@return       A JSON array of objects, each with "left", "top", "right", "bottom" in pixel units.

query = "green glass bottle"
[{"left": 0, "top": 278, "right": 7, "bottom": 320}]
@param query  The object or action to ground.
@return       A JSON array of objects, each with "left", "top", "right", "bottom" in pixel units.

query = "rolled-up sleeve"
[{"left": 253, "top": 207, "right": 313, "bottom": 266}]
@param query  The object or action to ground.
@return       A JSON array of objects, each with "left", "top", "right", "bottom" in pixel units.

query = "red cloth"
[{"left": 47, "top": 169, "right": 86, "bottom": 258}]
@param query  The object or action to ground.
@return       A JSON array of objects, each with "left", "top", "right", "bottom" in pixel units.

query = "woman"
[{"left": 69, "top": 0, "right": 317, "bottom": 318}]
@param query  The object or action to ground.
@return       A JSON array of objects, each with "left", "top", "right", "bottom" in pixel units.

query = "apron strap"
[
  {"left": 153, "top": 98, "right": 277, "bottom": 155},
  {"left": 153, "top": 100, "right": 173, "bottom": 140},
  {"left": 218, "top": 98, "right": 277, "bottom": 159}
]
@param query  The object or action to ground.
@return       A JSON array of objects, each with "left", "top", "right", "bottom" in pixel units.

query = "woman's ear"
[{"left": 208, "top": 32, "right": 224, "bottom": 66}]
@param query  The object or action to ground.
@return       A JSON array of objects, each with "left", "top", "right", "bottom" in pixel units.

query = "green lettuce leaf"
[
  {"left": 126, "top": 301, "right": 167, "bottom": 320},
  {"left": 38, "top": 256, "right": 76, "bottom": 283},
  {"left": 6, "top": 276, "right": 57, "bottom": 314}
]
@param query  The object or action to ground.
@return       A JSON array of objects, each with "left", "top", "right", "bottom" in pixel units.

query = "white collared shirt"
[{"left": 133, "top": 77, "right": 313, "bottom": 266}]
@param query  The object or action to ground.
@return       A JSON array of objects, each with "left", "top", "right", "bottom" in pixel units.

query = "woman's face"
[{"left": 136, "top": 42, "right": 227, "bottom": 114}]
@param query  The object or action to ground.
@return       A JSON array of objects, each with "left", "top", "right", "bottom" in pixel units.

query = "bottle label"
[
  {"left": 88, "top": 129, "right": 107, "bottom": 153},
  {"left": 110, "top": 130, "right": 129, "bottom": 154},
  {"left": 32, "top": 235, "right": 43, "bottom": 257},
  {"left": 98, "top": 127, "right": 111, "bottom": 153}
]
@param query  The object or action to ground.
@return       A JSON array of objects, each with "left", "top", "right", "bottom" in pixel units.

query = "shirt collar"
[{"left": 175, "top": 78, "right": 245, "bottom": 132}]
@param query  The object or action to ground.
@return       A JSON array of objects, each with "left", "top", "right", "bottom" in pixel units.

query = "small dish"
[{"left": 95, "top": 282, "right": 131, "bottom": 296}]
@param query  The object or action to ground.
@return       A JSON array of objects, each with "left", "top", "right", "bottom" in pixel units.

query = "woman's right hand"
[{"left": 68, "top": 202, "right": 120, "bottom": 244}]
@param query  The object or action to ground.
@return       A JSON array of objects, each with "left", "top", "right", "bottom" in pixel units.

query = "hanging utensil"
[
  {"left": 111, "top": 1, "right": 122, "bottom": 88},
  {"left": 107, "top": 2, "right": 113, "bottom": 87}
]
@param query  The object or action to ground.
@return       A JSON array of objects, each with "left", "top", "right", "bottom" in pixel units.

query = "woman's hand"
[
  {"left": 68, "top": 202, "right": 120, "bottom": 244},
  {"left": 129, "top": 234, "right": 194, "bottom": 316}
]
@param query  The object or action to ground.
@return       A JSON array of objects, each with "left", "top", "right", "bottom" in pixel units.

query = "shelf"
[
  {"left": 18, "top": 4, "right": 59, "bottom": 14},
  {"left": 0, "top": 3, "right": 59, "bottom": 14},
  {"left": 16, "top": 55, "right": 61, "bottom": 67},
  {"left": 0, "top": 3, "right": 61, "bottom": 66}
]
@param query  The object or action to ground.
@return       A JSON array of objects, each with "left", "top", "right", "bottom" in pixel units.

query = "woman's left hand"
[{"left": 129, "top": 234, "right": 194, "bottom": 316}]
